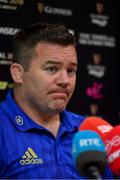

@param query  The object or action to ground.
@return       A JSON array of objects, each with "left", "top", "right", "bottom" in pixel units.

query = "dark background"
[{"left": 0, "top": 0, "right": 119, "bottom": 126}]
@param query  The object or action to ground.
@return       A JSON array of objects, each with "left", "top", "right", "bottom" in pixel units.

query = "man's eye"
[
  {"left": 67, "top": 68, "right": 76, "bottom": 75},
  {"left": 46, "top": 67, "right": 57, "bottom": 73}
]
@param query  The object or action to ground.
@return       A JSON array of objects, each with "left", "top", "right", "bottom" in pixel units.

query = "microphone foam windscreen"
[
  {"left": 72, "top": 130, "right": 107, "bottom": 176},
  {"left": 79, "top": 116, "right": 113, "bottom": 141},
  {"left": 105, "top": 125, "right": 120, "bottom": 175}
]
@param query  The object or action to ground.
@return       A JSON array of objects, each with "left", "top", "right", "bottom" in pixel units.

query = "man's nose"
[{"left": 56, "top": 71, "right": 69, "bottom": 87}]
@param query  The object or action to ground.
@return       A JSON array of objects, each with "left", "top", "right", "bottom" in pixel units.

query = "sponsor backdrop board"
[{"left": 0, "top": 0, "right": 119, "bottom": 125}]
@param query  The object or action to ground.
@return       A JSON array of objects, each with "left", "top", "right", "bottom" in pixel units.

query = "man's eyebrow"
[
  {"left": 45, "top": 60, "right": 78, "bottom": 67},
  {"left": 45, "top": 60, "right": 62, "bottom": 65}
]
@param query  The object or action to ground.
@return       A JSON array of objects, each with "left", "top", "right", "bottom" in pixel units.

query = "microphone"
[
  {"left": 78, "top": 116, "right": 119, "bottom": 176},
  {"left": 72, "top": 130, "right": 107, "bottom": 179},
  {"left": 79, "top": 116, "right": 113, "bottom": 141},
  {"left": 104, "top": 125, "right": 120, "bottom": 175}
]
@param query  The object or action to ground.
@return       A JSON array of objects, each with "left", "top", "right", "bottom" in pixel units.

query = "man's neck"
[
  {"left": 13, "top": 91, "right": 61, "bottom": 137},
  {"left": 27, "top": 110, "right": 61, "bottom": 137}
]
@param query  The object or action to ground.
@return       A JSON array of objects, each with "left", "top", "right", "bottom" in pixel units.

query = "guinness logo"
[{"left": 37, "top": 3, "right": 44, "bottom": 13}]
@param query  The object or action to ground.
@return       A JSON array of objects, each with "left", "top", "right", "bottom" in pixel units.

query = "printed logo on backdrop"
[
  {"left": 86, "top": 53, "right": 106, "bottom": 78},
  {"left": 0, "top": 51, "right": 13, "bottom": 65},
  {"left": 89, "top": 2, "right": 109, "bottom": 27},
  {"left": 0, "top": 26, "right": 20, "bottom": 65},
  {"left": 37, "top": 2, "right": 72, "bottom": 16},
  {"left": 86, "top": 82, "right": 103, "bottom": 99},
  {"left": 37, "top": 2, "right": 44, "bottom": 13},
  {"left": 90, "top": 104, "right": 99, "bottom": 115},
  {"left": 68, "top": 29, "right": 75, "bottom": 35},
  {"left": 0, "top": 27, "right": 20, "bottom": 35},
  {"left": 0, "top": 0, "right": 24, "bottom": 10},
  {"left": 0, "top": 81, "right": 13, "bottom": 90},
  {"left": 79, "top": 32, "right": 116, "bottom": 48}
]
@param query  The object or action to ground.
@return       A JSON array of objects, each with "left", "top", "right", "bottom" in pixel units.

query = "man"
[{"left": 0, "top": 22, "right": 113, "bottom": 178}]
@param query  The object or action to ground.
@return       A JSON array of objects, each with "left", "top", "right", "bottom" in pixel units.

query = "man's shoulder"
[
  {"left": 62, "top": 110, "right": 85, "bottom": 128},
  {"left": 0, "top": 91, "right": 13, "bottom": 123},
  {"left": 0, "top": 100, "right": 6, "bottom": 116},
  {"left": 64, "top": 110, "right": 84, "bottom": 120},
  {"left": 0, "top": 101, "right": 9, "bottom": 125}
]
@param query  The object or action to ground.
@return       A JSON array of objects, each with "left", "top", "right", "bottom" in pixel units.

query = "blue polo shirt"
[{"left": 0, "top": 90, "right": 113, "bottom": 179}]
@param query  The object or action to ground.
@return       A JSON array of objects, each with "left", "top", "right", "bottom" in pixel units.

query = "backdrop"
[{"left": 0, "top": 0, "right": 119, "bottom": 125}]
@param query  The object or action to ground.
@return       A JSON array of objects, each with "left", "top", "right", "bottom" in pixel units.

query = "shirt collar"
[
  {"left": 1, "top": 90, "right": 84, "bottom": 133},
  {"left": 1, "top": 90, "right": 43, "bottom": 131},
  {"left": 59, "top": 110, "right": 84, "bottom": 134}
]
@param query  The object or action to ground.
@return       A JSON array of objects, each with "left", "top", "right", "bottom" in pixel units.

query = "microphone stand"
[{"left": 86, "top": 165, "right": 102, "bottom": 180}]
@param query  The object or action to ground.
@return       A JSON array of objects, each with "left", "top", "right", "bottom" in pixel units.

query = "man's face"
[{"left": 19, "top": 43, "right": 77, "bottom": 115}]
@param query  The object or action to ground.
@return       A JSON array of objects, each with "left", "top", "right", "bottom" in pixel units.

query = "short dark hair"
[{"left": 13, "top": 22, "right": 76, "bottom": 70}]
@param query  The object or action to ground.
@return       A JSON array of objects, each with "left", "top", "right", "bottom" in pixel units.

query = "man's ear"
[{"left": 10, "top": 63, "right": 24, "bottom": 83}]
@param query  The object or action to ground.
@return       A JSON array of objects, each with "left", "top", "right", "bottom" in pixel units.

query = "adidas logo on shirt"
[{"left": 20, "top": 147, "right": 43, "bottom": 165}]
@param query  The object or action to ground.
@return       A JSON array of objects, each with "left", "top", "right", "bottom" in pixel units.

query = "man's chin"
[
  {"left": 48, "top": 100, "right": 67, "bottom": 113},
  {"left": 53, "top": 106, "right": 66, "bottom": 113},
  {"left": 50, "top": 104, "right": 66, "bottom": 114}
]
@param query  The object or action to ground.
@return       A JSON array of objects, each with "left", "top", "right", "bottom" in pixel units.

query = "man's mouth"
[{"left": 48, "top": 89, "right": 69, "bottom": 98}]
